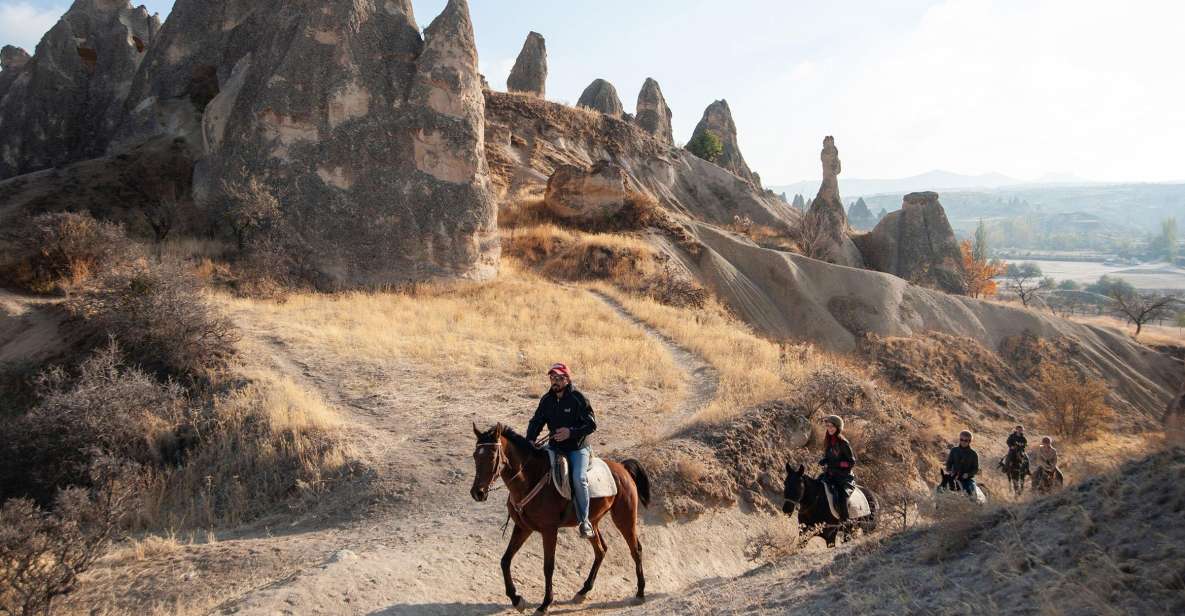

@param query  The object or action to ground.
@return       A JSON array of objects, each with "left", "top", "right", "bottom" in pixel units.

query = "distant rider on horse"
[
  {"left": 945, "top": 430, "right": 980, "bottom": 498},
  {"left": 819, "top": 415, "right": 856, "bottom": 519},
  {"left": 1032, "top": 436, "right": 1061, "bottom": 489},
  {"left": 1001, "top": 424, "right": 1029, "bottom": 472},
  {"left": 525, "top": 363, "right": 598, "bottom": 539}
]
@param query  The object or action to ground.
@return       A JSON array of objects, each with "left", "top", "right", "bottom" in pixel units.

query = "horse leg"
[
  {"left": 501, "top": 523, "right": 532, "bottom": 612},
  {"left": 574, "top": 524, "right": 607, "bottom": 602},
  {"left": 536, "top": 527, "right": 558, "bottom": 615},
  {"left": 610, "top": 497, "right": 645, "bottom": 603}
]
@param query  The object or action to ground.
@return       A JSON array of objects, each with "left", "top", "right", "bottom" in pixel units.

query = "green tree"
[
  {"left": 686, "top": 130, "right": 724, "bottom": 163},
  {"left": 1157, "top": 217, "right": 1179, "bottom": 262},
  {"left": 973, "top": 219, "right": 990, "bottom": 261}
]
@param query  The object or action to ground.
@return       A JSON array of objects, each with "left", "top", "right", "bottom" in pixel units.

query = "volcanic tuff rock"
[
  {"left": 506, "top": 31, "right": 546, "bottom": 97},
  {"left": 0, "top": 1, "right": 160, "bottom": 179},
  {"left": 634, "top": 78, "right": 673, "bottom": 145},
  {"left": 117, "top": 0, "right": 496, "bottom": 287},
  {"left": 807, "top": 136, "right": 865, "bottom": 267},
  {"left": 0, "top": 46, "right": 31, "bottom": 100},
  {"left": 577, "top": 79, "right": 625, "bottom": 117},
  {"left": 686, "top": 100, "right": 758, "bottom": 186},
  {"left": 853, "top": 191, "right": 967, "bottom": 294},
  {"left": 544, "top": 160, "right": 633, "bottom": 221}
]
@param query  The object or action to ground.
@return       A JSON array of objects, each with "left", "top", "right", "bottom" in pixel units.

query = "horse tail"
[{"left": 622, "top": 459, "right": 651, "bottom": 508}]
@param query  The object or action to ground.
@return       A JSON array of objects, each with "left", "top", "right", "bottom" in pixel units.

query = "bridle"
[{"left": 475, "top": 438, "right": 526, "bottom": 493}]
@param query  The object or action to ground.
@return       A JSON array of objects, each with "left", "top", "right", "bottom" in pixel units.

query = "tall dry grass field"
[{"left": 216, "top": 263, "right": 684, "bottom": 405}]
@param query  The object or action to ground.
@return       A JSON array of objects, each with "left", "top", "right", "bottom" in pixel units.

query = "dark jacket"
[
  {"left": 1006, "top": 433, "right": 1028, "bottom": 451},
  {"left": 946, "top": 445, "right": 979, "bottom": 479},
  {"left": 525, "top": 385, "right": 596, "bottom": 452},
  {"left": 820, "top": 434, "right": 856, "bottom": 479}
]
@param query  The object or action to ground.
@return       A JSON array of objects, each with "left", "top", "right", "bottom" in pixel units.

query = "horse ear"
[
  {"left": 473, "top": 422, "right": 482, "bottom": 438},
  {"left": 494, "top": 423, "right": 504, "bottom": 438},
  {"left": 785, "top": 461, "right": 793, "bottom": 474},
  {"left": 797, "top": 464, "right": 805, "bottom": 474}
]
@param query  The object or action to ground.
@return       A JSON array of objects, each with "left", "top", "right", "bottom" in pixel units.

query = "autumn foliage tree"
[
  {"left": 959, "top": 239, "right": 1006, "bottom": 298},
  {"left": 1036, "top": 365, "right": 1112, "bottom": 441}
]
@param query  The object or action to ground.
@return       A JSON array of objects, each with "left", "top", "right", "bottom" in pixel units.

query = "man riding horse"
[
  {"left": 1032, "top": 436, "right": 1062, "bottom": 492},
  {"left": 945, "top": 429, "right": 980, "bottom": 498},
  {"left": 525, "top": 362, "right": 598, "bottom": 539},
  {"left": 1002, "top": 424, "right": 1029, "bottom": 472}
]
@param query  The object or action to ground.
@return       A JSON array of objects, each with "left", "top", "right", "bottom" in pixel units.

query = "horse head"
[
  {"left": 782, "top": 462, "right": 807, "bottom": 515},
  {"left": 470, "top": 422, "right": 505, "bottom": 502}
]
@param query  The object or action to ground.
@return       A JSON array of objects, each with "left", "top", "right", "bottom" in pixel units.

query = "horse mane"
[{"left": 489, "top": 423, "right": 546, "bottom": 459}]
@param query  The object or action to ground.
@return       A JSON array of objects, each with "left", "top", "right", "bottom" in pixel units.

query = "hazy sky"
[{"left": 3, "top": 0, "right": 1184, "bottom": 184}]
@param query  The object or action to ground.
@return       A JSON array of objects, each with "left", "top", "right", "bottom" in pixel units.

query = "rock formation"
[
  {"left": 686, "top": 100, "right": 758, "bottom": 186},
  {"left": 115, "top": 0, "right": 496, "bottom": 287},
  {"left": 634, "top": 78, "right": 673, "bottom": 145},
  {"left": 0, "top": 1, "right": 161, "bottom": 179},
  {"left": 848, "top": 197, "right": 876, "bottom": 230},
  {"left": 853, "top": 191, "right": 967, "bottom": 294},
  {"left": 807, "top": 136, "right": 864, "bottom": 267},
  {"left": 577, "top": 79, "right": 624, "bottom": 117},
  {"left": 506, "top": 31, "right": 546, "bottom": 97},
  {"left": 544, "top": 160, "right": 634, "bottom": 221}
]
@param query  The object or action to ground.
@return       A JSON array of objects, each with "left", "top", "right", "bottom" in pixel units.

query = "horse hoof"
[
  {"left": 632, "top": 595, "right": 646, "bottom": 605},
  {"left": 533, "top": 608, "right": 548, "bottom": 616},
  {"left": 572, "top": 592, "right": 588, "bottom": 604},
  {"left": 511, "top": 596, "right": 527, "bottom": 613}
]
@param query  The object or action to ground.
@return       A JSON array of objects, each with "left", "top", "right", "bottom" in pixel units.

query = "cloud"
[{"left": 0, "top": 2, "right": 63, "bottom": 55}]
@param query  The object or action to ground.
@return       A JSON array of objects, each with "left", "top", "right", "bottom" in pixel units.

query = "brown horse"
[{"left": 470, "top": 423, "right": 650, "bottom": 614}]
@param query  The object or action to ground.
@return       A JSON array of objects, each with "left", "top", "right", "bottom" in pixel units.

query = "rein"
[{"left": 476, "top": 439, "right": 550, "bottom": 515}]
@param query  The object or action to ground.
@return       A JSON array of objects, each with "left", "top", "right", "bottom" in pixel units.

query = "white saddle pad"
[
  {"left": 547, "top": 450, "right": 618, "bottom": 499},
  {"left": 824, "top": 483, "right": 871, "bottom": 519}
]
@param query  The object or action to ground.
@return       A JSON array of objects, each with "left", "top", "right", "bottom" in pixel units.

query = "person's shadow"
[{"left": 367, "top": 602, "right": 505, "bottom": 616}]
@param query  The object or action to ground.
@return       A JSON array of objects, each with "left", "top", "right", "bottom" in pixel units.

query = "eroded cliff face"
[
  {"left": 484, "top": 91, "right": 795, "bottom": 230},
  {"left": 116, "top": 0, "right": 498, "bottom": 287},
  {"left": 0, "top": 1, "right": 160, "bottom": 179}
]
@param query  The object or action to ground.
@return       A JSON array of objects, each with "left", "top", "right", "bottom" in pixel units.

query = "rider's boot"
[{"left": 579, "top": 521, "right": 594, "bottom": 539}]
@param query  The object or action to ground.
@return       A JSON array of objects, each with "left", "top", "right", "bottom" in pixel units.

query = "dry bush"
[
  {"left": 1035, "top": 364, "right": 1112, "bottom": 441},
  {"left": 139, "top": 370, "right": 359, "bottom": 529},
  {"left": 0, "top": 341, "right": 191, "bottom": 506},
  {"left": 745, "top": 515, "right": 805, "bottom": 562},
  {"left": 920, "top": 499, "right": 996, "bottom": 563},
  {"left": 0, "top": 212, "right": 135, "bottom": 294},
  {"left": 220, "top": 178, "right": 280, "bottom": 251},
  {"left": 792, "top": 207, "right": 832, "bottom": 261},
  {"left": 504, "top": 224, "right": 707, "bottom": 308},
  {"left": 67, "top": 263, "right": 238, "bottom": 383},
  {"left": 0, "top": 458, "right": 139, "bottom": 616}
]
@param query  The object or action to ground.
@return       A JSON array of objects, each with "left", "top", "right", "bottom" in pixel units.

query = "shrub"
[
  {"left": 0, "top": 212, "right": 134, "bottom": 294},
  {"left": 221, "top": 178, "right": 281, "bottom": 251},
  {"left": 686, "top": 130, "right": 724, "bottom": 163},
  {"left": 0, "top": 457, "right": 138, "bottom": 616},
  {"left": 1036, "top": 364, "right": 1112, "bottom": 441},
  {"left": 67, "top": 264, "right": 238, "bottom": 382},
  {"left": 0, "top": 341, "right": 191, "bottom": 505}
]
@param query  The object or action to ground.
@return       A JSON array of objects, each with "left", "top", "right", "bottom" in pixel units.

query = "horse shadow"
[{"left": 366, "top": 602, "right": 505, "bottom": 615}]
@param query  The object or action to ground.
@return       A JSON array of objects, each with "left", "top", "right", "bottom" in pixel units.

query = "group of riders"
[{"left": 517, "top": 363, "right": 1064, "bottom": 534}]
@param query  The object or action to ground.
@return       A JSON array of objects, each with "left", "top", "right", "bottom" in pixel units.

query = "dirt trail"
[
  {"left": 587, "top": 289, "right": 720, "bottom": 431},
  {"left": 195, "top": 292, "right": 776, "bottom": 616}
]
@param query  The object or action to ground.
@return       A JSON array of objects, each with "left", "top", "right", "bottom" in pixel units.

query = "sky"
[{"left": 3, "top": 0, "right": 1184, "bottom": 185}]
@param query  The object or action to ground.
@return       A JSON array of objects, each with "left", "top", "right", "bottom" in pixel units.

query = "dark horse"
[
  {"left": 1000, "top": 449, "right": 1029, "bottom": 496},
  {"left": 470, "top": 423, "right": 651, "bottom": 614},
  {"left": 781, "top": 463, "right": 878, "bottom": 547}
]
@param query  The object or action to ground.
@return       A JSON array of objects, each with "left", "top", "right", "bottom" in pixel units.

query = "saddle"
[
  {"left": 822, "top": 481, "right": 871, "bottom": 520},
  {"left": 546, "top": 449, "right": 618, "bottom": 500}
]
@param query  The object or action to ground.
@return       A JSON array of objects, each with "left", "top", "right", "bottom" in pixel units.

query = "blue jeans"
[
  {"left": 565, "top": 447, "right": 591, "bottom": 524},
  {"left": 958, "top": 477, "right": 978, "bottom": 498}
]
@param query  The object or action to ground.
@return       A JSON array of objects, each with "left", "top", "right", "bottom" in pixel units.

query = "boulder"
[
  {"left": 544, "top": 160, "right": 631, "bottom": 221},
  {"left": 506, "top": 31, "right": 546, "bottom": 97},
  {"left": 807, "top": 136, "right": 864, "bottom": 267},
  {"left": 686, "top": 100, "right": 758, "bottom": 186},
  {"left": 577, "top": 79, "right": 624, "bottom": 117},
  {"left": 853, "top": 191, "right": 967, "bottom": 294},
  {"left": 124, "top": 0, "right": 498, "bottom": 287},
  {"left": 0, "top": 1, "right": 161, "bottom": 179},
  {"left": 634, "top": 78, "right": 673, "bottom": 145}
]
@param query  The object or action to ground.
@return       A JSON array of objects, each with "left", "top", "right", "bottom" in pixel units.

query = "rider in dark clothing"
[
  {"left": 1003, "top": 425, "right": 1028, "bottom": 470},
  {"left": 525, "top": 363, "right": 598, "bottom": 538},
  {"left": 819, "top": 415, "right": 856, "bottom": 519},
  {"left": 945, "top": 430, "right": 980, "bottom": 498}
]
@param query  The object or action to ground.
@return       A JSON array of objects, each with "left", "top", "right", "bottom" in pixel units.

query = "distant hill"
[{"left": 770, "top": 169, "right": 1024, "bottom": 198}]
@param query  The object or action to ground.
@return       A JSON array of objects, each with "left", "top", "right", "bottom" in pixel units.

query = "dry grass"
[
  {"left": 137, "top": 368, "right": 355, "bottom": 530},
  {"left": 591, "top": 284, "right": 817, "bottom": 423},
  {"left": 215, "top": 262, "right": 683, "bottom": 399},
  {"left": 1069, "top": 312, "right": 1185, "bottom": 347}
]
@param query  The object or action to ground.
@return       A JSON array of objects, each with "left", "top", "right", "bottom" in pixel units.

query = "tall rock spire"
[
  {"left": 686, "top": 100, "right": 757, "bottom": 186},
  {"left": 577, "top": 78, "right": 624, "bottom": 117},
  {"left": 634, "top": 78, "right": 673, "bottom": 145},
  {"left": 506, "top": 31, "right": 546, "bottom": 97}
]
